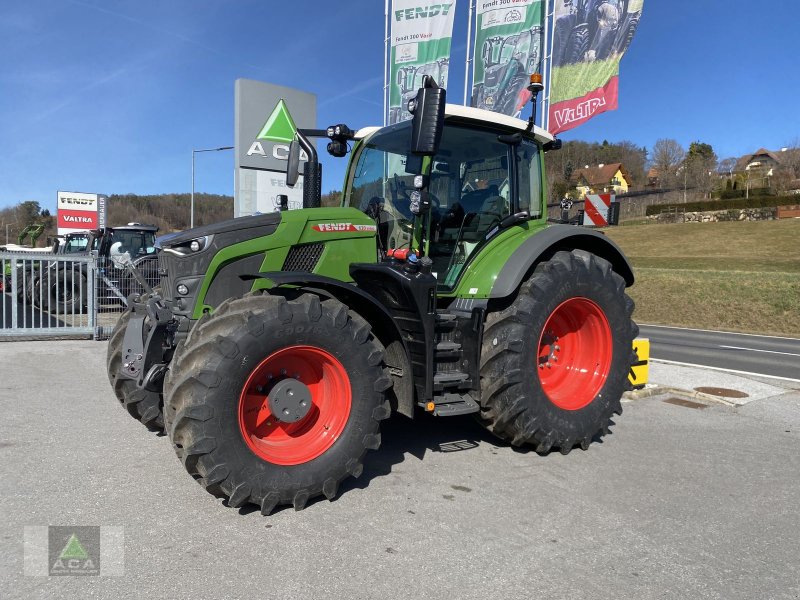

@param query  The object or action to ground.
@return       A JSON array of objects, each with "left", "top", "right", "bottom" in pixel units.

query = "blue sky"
[{"left": 1, "top": 0, "right": 798, "bottom": 212}]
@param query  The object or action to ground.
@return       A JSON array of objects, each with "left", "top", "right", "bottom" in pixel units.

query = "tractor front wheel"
[
  {"left": 163, "top": 292, "right": 392, "bottom": 513},
  {"left": 477, "top": 250, "right": 637, "bottom": 454},
  {"left": 106, "top": 289, "right": 164, "bottom": 430}
]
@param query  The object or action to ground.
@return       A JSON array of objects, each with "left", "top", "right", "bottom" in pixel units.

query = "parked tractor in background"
[
  {"left": 9, "top": 224, "right": 160, "bottom": 312},
  {"left": 108, "top": 77, "right": 639, "bottom": 514}
]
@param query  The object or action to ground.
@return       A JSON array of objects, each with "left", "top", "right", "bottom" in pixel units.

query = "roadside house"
[{"left": 572, "top": 163, "right": 632, "bottom": 198}]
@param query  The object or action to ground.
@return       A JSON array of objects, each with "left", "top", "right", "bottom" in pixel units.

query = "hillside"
[
  {"left": 106, "top": 191, "right": 342, "bottom": 233},
  {"left": 107, "top": 193, "right": 234, "bottom": 232},
  {"left": 604, "top": 219, "right": 800, "bottom": 336}
]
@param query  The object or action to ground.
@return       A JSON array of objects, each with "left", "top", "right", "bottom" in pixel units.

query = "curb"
[{"left": 622, "top": 384, "right": 748, "bottom": 407}]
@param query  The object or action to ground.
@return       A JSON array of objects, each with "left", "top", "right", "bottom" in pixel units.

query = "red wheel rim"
[
  {"left": 238, "top": 345, "right": 351, "bottom": 465},
  {"left": 537, "top": 297, "right": 613, "bottom": 411}
]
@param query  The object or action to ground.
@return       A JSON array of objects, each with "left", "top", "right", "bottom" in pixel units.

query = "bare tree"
[{"left": 651, "top": 139, "right": 685, "bottom": 188}]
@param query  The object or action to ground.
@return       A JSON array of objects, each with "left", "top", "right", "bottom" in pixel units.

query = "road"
[
  {"left": 1, "top": 340, "right": 799, "bottom": 599},
  {"left": 639, "top": 324, "right": 800, "bottom": 381}
]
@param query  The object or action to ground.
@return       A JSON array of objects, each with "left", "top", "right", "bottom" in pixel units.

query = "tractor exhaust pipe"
[{"left": 287, "top": 130, "right": 322, "bottom": 209}]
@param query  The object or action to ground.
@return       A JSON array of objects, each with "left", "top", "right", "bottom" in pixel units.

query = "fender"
[
  {"left": 491, "top": 224, "right": 634, "bottom": 299},
  {"left": 242, "top": 271, "right": 415, "bottom": 418}
]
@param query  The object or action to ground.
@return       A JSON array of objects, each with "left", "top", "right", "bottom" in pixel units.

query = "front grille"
[
  {"left": 282, "top": 243, "right": 323, "bottom": 272},
  {"left": 158, "top": 253, "right": 173, "bottom": 300}
]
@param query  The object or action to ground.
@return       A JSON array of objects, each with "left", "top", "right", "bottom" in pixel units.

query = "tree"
[
  {"left": 651, "top": 139, "right": 685, "bottom": 188},
  {"left": 684, "top": 141, "right": 718, "bottom": 197},
  {"left": 717, "top": 157, "right": 738, "bottom": 176}
]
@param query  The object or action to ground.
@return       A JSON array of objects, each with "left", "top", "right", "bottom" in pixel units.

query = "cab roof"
[{"left": 356, "top": 103, "right": 554, "bottom": 145}]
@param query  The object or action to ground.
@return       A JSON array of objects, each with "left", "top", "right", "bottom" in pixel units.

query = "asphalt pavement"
[
  {"left": 640, "top": 324, "right": 800, "bottom": 381},
  {"left": 1, "top": 340, "right": 799, "bottom": 599}
]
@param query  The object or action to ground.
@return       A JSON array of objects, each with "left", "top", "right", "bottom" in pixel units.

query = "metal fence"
[
  {"left": 1, "top": 251, "right": 96, "bottom": 339},
  {"left": 1, "top": 251, "right": 160, "bottom": 341}
]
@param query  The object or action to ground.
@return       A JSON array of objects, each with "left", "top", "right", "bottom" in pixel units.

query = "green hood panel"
[
  {"left": 442, "top": 221, "right": 548, "bottom": 300},
  {"left": 192, "top": 207, "right": 378, "bottom": 318}
]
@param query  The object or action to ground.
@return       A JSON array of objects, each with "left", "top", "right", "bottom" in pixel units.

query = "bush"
[{"left": 645, "top": 195, "right": 799, "bottom": 216}]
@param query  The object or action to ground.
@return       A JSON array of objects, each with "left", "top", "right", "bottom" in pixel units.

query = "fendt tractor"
[{"left": 108, "top": 76, "right": 639, "bottom": 513}]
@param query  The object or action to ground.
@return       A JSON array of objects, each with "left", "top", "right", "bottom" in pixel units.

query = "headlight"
[{"left": 163, "top": 235, "right": 214, "bottom": 256}]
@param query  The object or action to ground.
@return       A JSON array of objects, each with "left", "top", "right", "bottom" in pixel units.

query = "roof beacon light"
[
  {"left": 525, "top": 73, "right": 545, "bottom": 133},
  {"left": 527, "top": 73, "right": 544, "bottom": 94}
]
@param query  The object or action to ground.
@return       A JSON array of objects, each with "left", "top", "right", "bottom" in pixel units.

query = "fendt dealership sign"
[
  {"left": 234, "top": 79, "right": 317, "bottom": 217},
  {"left": 57, "top": 191, "right": 107, "bottom": 235}
]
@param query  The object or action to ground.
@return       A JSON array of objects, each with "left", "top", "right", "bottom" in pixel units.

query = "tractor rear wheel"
[
  {"left": 163, "top": 292, "right": 392, "bottom": 513},
  {"left": 477, "top": 250, "right": 637, "bottom": 454},
  {"left": 106, "top": 290, "right": 164, "bottom": 430}
]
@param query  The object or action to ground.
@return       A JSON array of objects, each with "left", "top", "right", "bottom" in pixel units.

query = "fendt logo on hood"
[
  {"left": 312, "top": 223, "right": 378, "bottom": 233},
  {"left": 247, "top": 99, "right": 306, "bottom": 159},
  {"left": 395, "top": 4, "right": 453, "bottom": 20}
]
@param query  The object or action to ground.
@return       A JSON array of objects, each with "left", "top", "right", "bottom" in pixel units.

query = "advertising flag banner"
[
  {"left": 470, "top": 0, "right": 544, "bottom": 117},
  {"left": 548, "top": 0, "right": 644, "bottom": 134},
  {"left": 389, "top": 0, "right": 457, "bottom": 125}
]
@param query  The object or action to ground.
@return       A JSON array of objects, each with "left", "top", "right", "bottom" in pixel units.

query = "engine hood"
[{"left": 160, "top": 212, "right": 283, "bottom": 248}]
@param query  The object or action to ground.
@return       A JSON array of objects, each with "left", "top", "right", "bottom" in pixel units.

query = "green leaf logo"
[
  {"left": 59, "top": 534, "right": 89, "bottom": 560},
  {"left": 256, "top": 99, "right": 298, "bottom": 144}
]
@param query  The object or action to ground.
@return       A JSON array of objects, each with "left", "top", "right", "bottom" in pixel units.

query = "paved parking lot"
[{"left": 1, "top": 340, "right": 799, "bottom": 599}]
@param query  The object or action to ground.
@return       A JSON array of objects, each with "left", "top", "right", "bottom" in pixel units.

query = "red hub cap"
[
  {"left": 537, "top": 297, "right": 613, "bottom": 411},
  {"left": 238, "top": 345, "right": 351, "bottom": 465}
]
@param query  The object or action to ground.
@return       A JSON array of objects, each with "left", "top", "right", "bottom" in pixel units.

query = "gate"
[
  {"left": 93, "top": 254, "right": 160, "bottom": 340},
  {"left": 1, "top": 251, "right": 96, "bottom": 339}
]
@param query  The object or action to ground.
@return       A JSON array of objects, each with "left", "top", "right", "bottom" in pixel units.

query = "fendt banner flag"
[
  {"left": 57, "top": 191, "right": 106, "bottom": 235},
  {"left": 548, "top": 0, "right": 644, "bottom": 134},
  {"left": 470, "top": 0, "right": 544, "bottom": 117},
  {"left": 388, "top": 0, "right": 457, "bottom": 125}
]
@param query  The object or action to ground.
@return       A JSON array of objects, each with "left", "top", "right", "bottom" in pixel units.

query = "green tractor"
[{"left": 107, "top": 78, "right": 638, "bottom": 513}]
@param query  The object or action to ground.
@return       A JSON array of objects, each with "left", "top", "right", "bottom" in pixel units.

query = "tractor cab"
[
  {"left": 89, "top": 224, "right": 158, "bottom": 262},
  {"left": 345, "top": 104, "right": 550, "bottom": 290}
]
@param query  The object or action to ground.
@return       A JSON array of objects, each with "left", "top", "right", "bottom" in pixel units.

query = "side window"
[{"left": 518, "top": 141, "right": 542, "bottom": 217}]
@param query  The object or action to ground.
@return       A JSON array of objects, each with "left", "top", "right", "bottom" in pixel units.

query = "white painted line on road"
[
  {"left": 640, "top": 324, "right": 800, "bottom": 342},
  {"left": 718, "top": 345, "right": 800, "bottom": 357},
  {"left": 651, "top": 359, "right": 800, "bottom": 384}
]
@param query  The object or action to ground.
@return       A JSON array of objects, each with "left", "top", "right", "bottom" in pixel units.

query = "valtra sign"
[{"left": 57, "top": 191, "right": 107, "bottom": 235}]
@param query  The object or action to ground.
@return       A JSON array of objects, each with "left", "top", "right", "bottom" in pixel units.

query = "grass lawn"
[{"left": 603, "top": 220, "right": 800, "bottom": 337}]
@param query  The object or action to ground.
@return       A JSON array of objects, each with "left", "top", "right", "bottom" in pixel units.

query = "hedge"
[{"left": 645, "top": 195, "right": 799, "bottom": 216}]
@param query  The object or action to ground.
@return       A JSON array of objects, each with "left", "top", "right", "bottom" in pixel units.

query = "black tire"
[
  {"left": 614, "top": 14, "right": 638, "bottom": 55},
  {"left": 499, "top": 75, "right": 529, "bottom": 116},
  {"left": 551, "top": 15, "right": 576, "bottom": 67},
  {"left": 477, "top": 250, "right": 637, "bottom": 454},
  {"left": 48, "top": 266, "right": 87, "bottom": 314},
  {"left": 106, "top": 290, "right": 164, "bottom": 430},
  {"left": 569, "top": 25, "right": 590, "bottom": 63},
  {"left": 163, "top": 292, "right": 392, "bottom": 513}
]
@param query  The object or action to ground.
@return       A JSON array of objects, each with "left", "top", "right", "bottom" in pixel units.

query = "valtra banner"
[
  {"left": 470, "top": 0, "right": 544, "bottom": 117},
  {"left": 548, "top": 0, "right": 643, "bottom": 134},
  {"left": 388, "top": 0, "right": 457, "bottom": 125}
]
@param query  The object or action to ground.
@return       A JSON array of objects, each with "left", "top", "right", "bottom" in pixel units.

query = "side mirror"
[
  {"left": 286, "top": 140, "right": 300, "bottom": 187},
  {"left": 409, "top": 75, "right": 446, "bottom": 157}
]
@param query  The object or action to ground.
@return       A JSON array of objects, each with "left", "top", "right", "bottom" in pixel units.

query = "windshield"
[
  {"left": 110, "top": 230, "right": 156, "bottom": 258},
  {"left": 63, "top": 235, "right": 88, "bottom": 253},
  {"left": 346, "top": 122, "right": 541, "bottom": 290}
]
